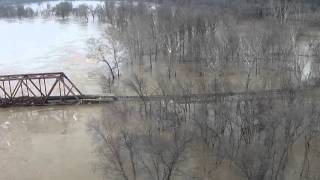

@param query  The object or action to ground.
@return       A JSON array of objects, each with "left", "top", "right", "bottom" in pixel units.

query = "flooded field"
[{"left": 2, "top": 1, "right": 320, "bottom": 180}]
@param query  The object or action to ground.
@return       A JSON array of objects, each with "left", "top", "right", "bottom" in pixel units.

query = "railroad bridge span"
[{"left": 0, "top": 72, "right": 305, "bottom": 107}]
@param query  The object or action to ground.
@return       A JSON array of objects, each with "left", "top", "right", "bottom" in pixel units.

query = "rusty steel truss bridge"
[
  {"left": 0, "top": 72, "right": 311, "bottom": 107},
  {"left": 0, "top": 72, "right": 114, "bottom": 107}
]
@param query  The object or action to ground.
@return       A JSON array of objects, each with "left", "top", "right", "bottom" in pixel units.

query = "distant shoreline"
[{"left": 0, "top": 0, "right": 107, "bottom": 6}]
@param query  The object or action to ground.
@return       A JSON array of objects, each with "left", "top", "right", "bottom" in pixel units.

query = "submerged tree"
[
  {"left": 54, "top": 2, "right": 72, "bottom": 19},
  {"left": 87, "top": 29, "right": 125, "bottom": 82},
  {"left": 76, "top": 4, "right": 89, "bottom": 22}
]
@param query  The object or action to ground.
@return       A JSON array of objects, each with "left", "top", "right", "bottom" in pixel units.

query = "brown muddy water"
[
  {"left": 0, "top": 2, "right": 110, "bottom": 178},
  {"left": 0, "top": 2, "right": 118, "bottom": 179},
  {"left": 0, "top": 1, "right": 108, "bottom": 94},
  {"left": 0, "top": 105, "right": 107, "bottom": 180}
]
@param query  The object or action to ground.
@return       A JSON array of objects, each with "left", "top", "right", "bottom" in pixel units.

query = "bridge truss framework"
[
  {"left": 0, "top": 72, "right": 83, "bottom": 106},
  {"left": 0, "top": 72, "right": 308, "bottom": 107}
]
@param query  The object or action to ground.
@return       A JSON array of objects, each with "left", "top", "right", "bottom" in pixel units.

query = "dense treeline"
[
  {"left": 99, "top": 0, "right": 320, "bottom": 93},
  {"left": 0, "top": 0, "right": 46, "bottom": 5},
  {"left": 90, "top": 84, "right": 320, "bottom": 180},
  {"left": 2, "top": 0, "right": 320, "bottom": 179},
  {"left": 1, "top": 0, "right": 320, "bottom": 21},
  {"left": 0, "top": 1, "right": 106, "bottom": 19},
  {"left": 0, "top": 4, "right": 35, "bottom": 17},
  {"left": 86, "top": 1, "right": 320, "bottom": 179}
]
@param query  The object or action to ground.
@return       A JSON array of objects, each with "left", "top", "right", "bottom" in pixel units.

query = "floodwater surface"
[
  {"left": 0, "top": 1, "right": 110, "bottom": 180},
  {"left": 0, "top": 1, "right": 108, "bottom": 94},
  {"left": 0, "top": 105, "right": 106, "bottom": 180}
]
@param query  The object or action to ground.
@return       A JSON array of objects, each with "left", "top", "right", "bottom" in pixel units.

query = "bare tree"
[
  {"left": 87, "top": 29, "right": 125, "bottom": 82},
  {"left": 76, "top": 4, "right": 89, "bottom": 22},
  {"left": 89, "top": 5, "right": 96, "bottom": 21}
]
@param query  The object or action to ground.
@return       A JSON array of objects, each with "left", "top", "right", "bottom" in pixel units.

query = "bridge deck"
[
  {"left": 0, "top": 72, "right": 311, "bottom": 107},
  {"left": 0, "top": 72, "right": 83, "bottom": 107}
]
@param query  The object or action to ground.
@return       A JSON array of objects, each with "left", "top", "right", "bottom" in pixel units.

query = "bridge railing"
[{"left": 0, "top": 72, "right": 83, "bottom": 106}]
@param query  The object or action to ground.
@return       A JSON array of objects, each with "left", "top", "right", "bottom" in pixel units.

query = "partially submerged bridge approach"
[{"left": 0, "top": 72, "right": 301, "bottom": 107}]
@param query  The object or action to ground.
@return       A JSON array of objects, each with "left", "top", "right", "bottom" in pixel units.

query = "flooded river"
[
  {"left": 0, "top": 1, "right": 111, "bottom": 180},
  {"left": 0, "top": 1, "right": 108, "bottom": 94},
  {"left": 2, "top": 1, "right": 320, "bottom": 180},
  {"left": 0, "top": 105, "right": 107, "bottom": 180}
]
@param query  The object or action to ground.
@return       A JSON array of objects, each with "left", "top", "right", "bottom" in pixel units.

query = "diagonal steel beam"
[
  {"left": 0, "top": 72, "right": 84, "bottom": 106},
  {"left": 0, "top": 82, "right": 11, "bottom": 98},
  {"left": 28, "top": 78, "right": 47, "bottom": 97},
  {"left": 42, "top": 78, "right": 60, "bottom": 103},
  {"left": 20, "top": 80, "right": 37, "bottom": 97},
  {"left": 66, "top": 86, "right": 74, "bottom": 96},
  {"left": 12, "top": 80, "right": 22, "bottom": 98},
  {"left": 61, "top": 73, "right": 83, "bottom": 96},
  {"left": 59, "top": 79, "right": 80, "bottom": 100}
]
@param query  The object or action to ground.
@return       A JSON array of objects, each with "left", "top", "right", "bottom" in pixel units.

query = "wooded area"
[
  {"left": 87, "top": 1, "right": 320, "bottom": 180},
  {"left": 2, "top": 0, "right": 320, "bottom": 179}
]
